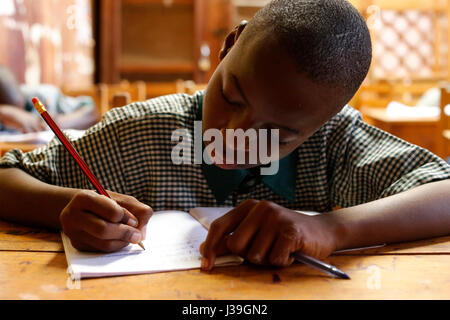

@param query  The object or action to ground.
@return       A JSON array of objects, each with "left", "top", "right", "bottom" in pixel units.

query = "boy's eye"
[
  {"left": 220, "top": 87, "right": 243, "bottom": 108},
  {"left": 279, "top": 140, "right": 291, "bottom": 146}
]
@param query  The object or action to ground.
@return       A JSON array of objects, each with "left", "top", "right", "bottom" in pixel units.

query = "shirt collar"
[{"left": 195, "top": 91, "right": 297, "bottom": 204}]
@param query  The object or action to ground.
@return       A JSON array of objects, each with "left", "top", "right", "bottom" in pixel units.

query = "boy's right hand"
[{"left": 60, "top": 190, "right": 153, "bottom": 252}]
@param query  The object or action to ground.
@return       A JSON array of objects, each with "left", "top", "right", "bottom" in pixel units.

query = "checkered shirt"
[{"left": 1, "top": 90, "right": 449, "bottom": 212}]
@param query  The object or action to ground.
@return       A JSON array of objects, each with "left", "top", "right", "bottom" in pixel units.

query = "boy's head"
[
  {"left": 0, "top": 65, "right": 25, "bottom": 108},
  {"left": 202, "top": 0, "right": 372, "bottom": 169}
]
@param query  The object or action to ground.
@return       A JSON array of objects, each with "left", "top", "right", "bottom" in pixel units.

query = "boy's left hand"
[{"left": 200, "top": 199, "right": 341, "bottom": 271}]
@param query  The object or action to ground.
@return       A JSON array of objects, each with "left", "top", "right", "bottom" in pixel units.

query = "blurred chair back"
[
  {"left": 112, "top": 92, "right": 131, "bottom": 109},
  {"left": 145, "top": 79, "right": 186, "bottom": 99},
  {"left": 103, "top": 80, "right": 146, "bottom": 113},
  {"left": 183, "top": 80, "right": 207, "bottom": 95},
  {"left": 145, "top": 79, "right": 208, "bottom": 99}
]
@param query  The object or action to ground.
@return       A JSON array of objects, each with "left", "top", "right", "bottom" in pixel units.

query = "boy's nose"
[
  {"left": 226, "top": 110, "right": 254, "bottom": 132},
  {"left": 222, "top": 112, "right": 256, "bottom": 152},
  {"left": 220, "top": 128, "right": 253, "bottom": 152}
]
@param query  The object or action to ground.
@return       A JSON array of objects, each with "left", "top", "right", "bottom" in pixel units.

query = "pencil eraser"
[{"left": 32, "top": 97, "right": 39, "bottom": 105}]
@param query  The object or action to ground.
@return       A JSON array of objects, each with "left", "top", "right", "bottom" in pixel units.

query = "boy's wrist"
[
  {"left": 319, "top": 210, "right": 351, "bottom": 252},
  {"left": 47, "top": 186, "right": 81, "bottom": 229}
]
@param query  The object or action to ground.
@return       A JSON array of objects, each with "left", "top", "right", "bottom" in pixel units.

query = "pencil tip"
[
  {"left": 138, "top": 242, "right": 145, "bottom": 250},
  {"left": 341, "top": 273, "right": 351, "bottom": 280}
]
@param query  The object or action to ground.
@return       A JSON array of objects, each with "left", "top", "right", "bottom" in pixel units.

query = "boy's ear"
[{"left": 219, "top": 20, "right": 248, "bottom": 61}]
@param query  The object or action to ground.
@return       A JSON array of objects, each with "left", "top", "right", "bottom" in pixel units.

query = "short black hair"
[{"left": 248, "top": 0, "right": 372, "bottom": 104}]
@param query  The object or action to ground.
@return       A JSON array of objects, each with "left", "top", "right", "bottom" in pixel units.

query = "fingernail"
[
  {"left": 199, "top": 242, "right": 205, "bottom": 255},
  {"left": 128, "top": 218, "right": 139, "bottom": 228},
  {"left": 201, "top": 258, "right": 210, "bottom": 270},
  {"left": 123, "top": 208, "right": 139, "bottom": 227},
  {"left": 130, "top": 232, "right": 141, "bottom": 243}
]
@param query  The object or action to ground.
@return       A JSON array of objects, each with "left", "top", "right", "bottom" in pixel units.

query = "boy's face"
[{"left": 202, "top": 24, "right": 344, "bottom": 170}]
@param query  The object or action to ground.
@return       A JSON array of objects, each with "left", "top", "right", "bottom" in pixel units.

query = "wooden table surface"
[{"left": 1, "top": 219, "right": 449, "bottom": 300}]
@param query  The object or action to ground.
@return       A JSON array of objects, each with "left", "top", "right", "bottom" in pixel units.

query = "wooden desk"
[
  {"left": 1, "top": 219, "right": 449, "bottom": 299},
  {"left": 361, "top": 107, "right": 441, "bottom": 156}
]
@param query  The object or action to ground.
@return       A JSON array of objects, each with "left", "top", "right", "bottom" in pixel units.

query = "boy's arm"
[
  {"left": 202, "top": 108, "right": 450, "bottom": 270},
  {"left": 200, "top": 179, "right": 450, "bottom": 270},
  {"left": 0, "top": 167, "right": 76, "bottom": 229},
  {"left": 324, "top": 107, "right": 450, "bottom": 247},
  {"left": 0, "top": 108, "right": 152, "bottom": 251},
  {"left": 331, "top": 178, "right": 450, "bottom": 250},
  {"left": 0, "top": 167, "right": 152, "bottom": 252}
]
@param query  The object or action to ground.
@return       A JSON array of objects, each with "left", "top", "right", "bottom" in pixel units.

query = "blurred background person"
[{"left": 0, "top": 65, "right": 99, "bottom": 133}]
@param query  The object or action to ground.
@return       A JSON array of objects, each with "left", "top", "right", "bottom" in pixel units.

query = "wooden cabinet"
[{"left": 95, "top": 0, "right": 233, "bottom": 84}]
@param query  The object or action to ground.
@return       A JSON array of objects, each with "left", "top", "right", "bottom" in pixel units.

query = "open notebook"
[
  {"left": 62, "top": 207, "right": 243, "bottom": 279},
  {"left": 62, "top": 207, "right": 383, "bottom": 279}
]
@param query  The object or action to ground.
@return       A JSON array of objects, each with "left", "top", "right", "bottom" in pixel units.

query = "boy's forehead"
[{"left": 228, "top": 34, "right": 340, "bottom": 125}]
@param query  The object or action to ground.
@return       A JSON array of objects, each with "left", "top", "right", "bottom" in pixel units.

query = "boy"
[
  {"left": 0, "top": 0, "right": 449, "bottom": 271},
  {"left": 0, "top": 65, "right": 99, "bottom": 133}
]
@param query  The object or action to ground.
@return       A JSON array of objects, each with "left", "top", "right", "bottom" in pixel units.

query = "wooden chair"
[
  {"left": 103, "top": 81, "right": 146, "bottom": 113},
  {"left": 116, "top": 80, "right": 146, "bottom": 101},
  {"left": 439, "top": 85, "right": 450, "bottom": 160},
  {"left": 145, "top": 80, "right": 208, "bottom": 99},
  {"left": 183, "top": 80, "right": 207, "bottom": 95},
  {"left": 111, "top": 92, "right": 131, "bottom": 109},
  {"left": 145, "top": 79, "right": 186, "bottom": 99}
]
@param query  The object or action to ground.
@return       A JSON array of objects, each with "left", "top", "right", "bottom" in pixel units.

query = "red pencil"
[{"left": 32, "top": 97, "right": 145, "bottom": 250}]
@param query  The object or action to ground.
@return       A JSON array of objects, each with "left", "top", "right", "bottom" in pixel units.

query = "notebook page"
[{"left": 63, "top": 210, "right": 243, "bottom": 279}]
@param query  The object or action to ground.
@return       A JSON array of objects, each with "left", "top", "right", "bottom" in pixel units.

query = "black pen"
[{"left": 292, "top": 251, "right": 350, "bottom": 279}]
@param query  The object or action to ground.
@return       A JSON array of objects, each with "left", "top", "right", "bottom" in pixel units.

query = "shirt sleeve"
[
  {"left": 0, "top": 110, "right": 128, "bottom": 193},
  {"left": 57, "top": 94, "right": 96, "bottom": 114},
  {"left": 326, "top": 106, "right": 450, "bottom": 208}
]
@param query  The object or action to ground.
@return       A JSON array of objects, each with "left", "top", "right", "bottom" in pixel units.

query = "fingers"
[
  {"left": 61, "top": 190, "right": 154, "bottom": 253},
  {"left": 77, "top": 211, "right": 143, "bottom": 244},
  {"left": 70, "top": 230, "right": 130, "bottom": 253},
  {"left": 200, "top": 199, "right": 309, "bottom": 271},
  {"left": 245, "top": 225, "right": 277, "bottom": 265},
  {"left": 70, "top": 190, "right": 139, "bottom": 227},
  {"left": 269, "top": 230, "right": 297, "bottom": 267},
  {"left": 201, "top": 199, "right": 258, "bottom": 270},
  {"left": 113, "top": 194, "right": 153, "bottom": 236},
  {"left": 200, "top": 235, "right": 230, "bottom": 257},
  {"left": 225, "top": 205, "right": 264, "bottom": 256}
]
